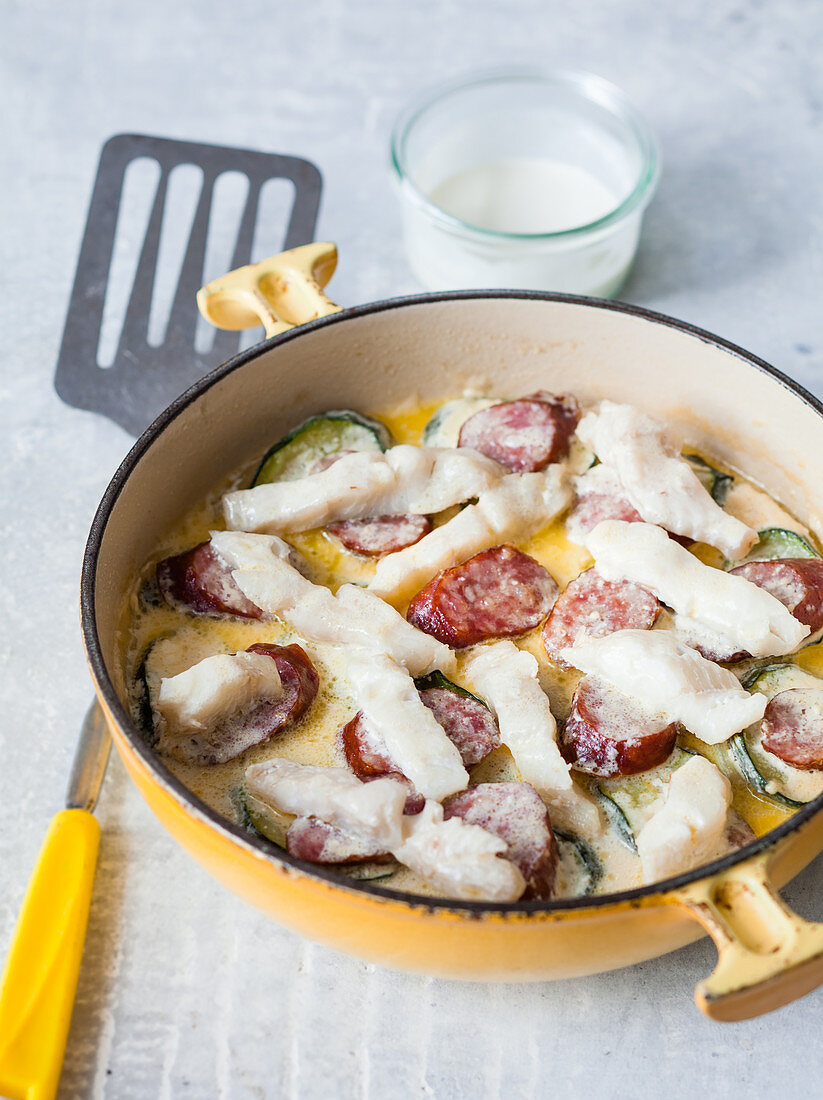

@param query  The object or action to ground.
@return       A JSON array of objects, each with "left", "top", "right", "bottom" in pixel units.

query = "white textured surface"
[{"left": 2, "top": 0, "right": 823, "bottom": 1095}]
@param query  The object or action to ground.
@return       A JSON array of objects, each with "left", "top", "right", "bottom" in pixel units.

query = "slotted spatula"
[{"left": 55, "top": 132, "right": 324, "bottom": 436}]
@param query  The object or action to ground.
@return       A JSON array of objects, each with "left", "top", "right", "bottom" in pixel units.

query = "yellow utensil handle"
[
  {"left": 675, "top": 849, "right": 823, "bottom": 1021},
  {"left": 0, "top": 809, "right": 100, "bottom": 1100}
]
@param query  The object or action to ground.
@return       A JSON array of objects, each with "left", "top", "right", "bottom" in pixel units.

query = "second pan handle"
[
  {"left": 674, "top": 849, "right": 823, "bottom": 1021},
  {"left": 197, "top": 242, "right": 342, "bottom": 337}
]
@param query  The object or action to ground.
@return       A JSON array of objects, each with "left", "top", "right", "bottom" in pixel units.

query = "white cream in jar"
[{"left": 391, "top": 69, "right": 659, "bottom": 296}]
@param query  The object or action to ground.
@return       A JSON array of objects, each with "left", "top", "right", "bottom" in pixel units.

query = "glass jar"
[{"left": 390, "top": 68, "right": 660, "bottom": 297}]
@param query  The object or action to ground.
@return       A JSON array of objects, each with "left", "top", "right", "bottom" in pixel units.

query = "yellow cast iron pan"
[{"left": 81, "top": 244, "right": 823, "bottom": 1022}]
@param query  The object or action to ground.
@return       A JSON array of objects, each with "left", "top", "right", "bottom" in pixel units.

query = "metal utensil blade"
[{"left": 66, "top": 702, "right": 112, "bottom": 813}]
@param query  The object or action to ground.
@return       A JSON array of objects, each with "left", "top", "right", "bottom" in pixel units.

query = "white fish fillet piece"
[
  {"left": 245, "top": 760, "right": 407, "bottom": 850},
  {"left": 462, "top": 641, "right": 571, "bottom": 794},
  {"left": 222, "top": 445, "right": 506, "bottom": 534},
  {"left": 585, "top": 520, "right": 809, "bottom": 657},
  {"left": 345, "top": 648, "right": 468, "bottom": 802},
  {"left": 576, "top": 402, "right": 756, "bottom": 559},
  {"left": 560, "top": 629, "right": 767, "bottom": 744},
  {"left": 368, "top": 466, "right": 571, "bottom": 603},
  {"left": 636, "top": 756, "right": 732, "bottom": 883},
  {"left": 394, "top": 801, "right": 526, "bottom": 902},
  {"left": 209, "top": 531, "right": 454, "bottom": 677},
  {"left": 157, "top": 651, "right": 282, "bottom": 737}
]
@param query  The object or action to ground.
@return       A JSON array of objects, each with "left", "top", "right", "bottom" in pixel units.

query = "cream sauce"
[{"left": 122, "top": 397, "right": 823, "bottom": 900}]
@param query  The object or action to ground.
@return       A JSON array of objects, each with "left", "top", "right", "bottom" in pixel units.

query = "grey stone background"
[{"left": 2, "top": 0, "right": 822, "bottom": 1096}]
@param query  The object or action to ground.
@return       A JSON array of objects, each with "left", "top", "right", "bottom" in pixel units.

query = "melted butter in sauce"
[{"left": 123, "top": 397, "right": 822, "bottom": 902}]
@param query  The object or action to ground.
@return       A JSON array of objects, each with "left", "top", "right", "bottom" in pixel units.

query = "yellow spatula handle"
[{"left": 0, "top": 809, "right": 100, "bottom": 1100}]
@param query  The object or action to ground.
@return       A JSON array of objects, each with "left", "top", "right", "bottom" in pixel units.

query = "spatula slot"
[{"left": 96, "top": 156, "right": 162, "bottom": 369}]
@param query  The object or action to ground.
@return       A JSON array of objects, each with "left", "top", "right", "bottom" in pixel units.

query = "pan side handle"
[
  {"left": 672, "top": 850, "right": 823, "bottom": 1021},
  {"left": 197, "top": 242, "right": 342, "bottom": 337}
]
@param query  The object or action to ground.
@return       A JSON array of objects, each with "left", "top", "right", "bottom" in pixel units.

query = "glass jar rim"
[{"left": 390, "top": 66, "right": 661, "bottom": 243}]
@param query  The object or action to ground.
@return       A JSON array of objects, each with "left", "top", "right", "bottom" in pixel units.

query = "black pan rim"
[{"left": 81, "top": 288, "right": 823, "bottom": 918}]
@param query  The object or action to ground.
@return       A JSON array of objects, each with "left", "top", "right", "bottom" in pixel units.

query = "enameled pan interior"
[{"left": 83, "top": 291, "right": 823, "bottom": 913}]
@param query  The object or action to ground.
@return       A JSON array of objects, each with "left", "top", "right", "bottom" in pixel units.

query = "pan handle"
[
  {"left": 672, "top": 850, "right": 823, "bottom": 1021},
  {"left": 197, "top": 242, "right": 342, "bottom": 337}
]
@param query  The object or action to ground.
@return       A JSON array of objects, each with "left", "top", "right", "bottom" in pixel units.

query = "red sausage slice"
[
  {"left": 312, "top": 452, "right": 432, "bottom": 556},
  {"left": 163, "top": 643, "right": 319, "bottom": 765},
  {"left": 562, "top": 677, "right": 679, "bottom": 777},
  {"left": 418, "top": 686, "right": 501, "bottom": 767},
  {"left": 729, "top": 559, "right": 823, "bottom": 632},
  {"left": 458, "top": 392, "right": 580, "bottom": 472},
  {"left": 286, "top": 816, "right": 391, "bottom": 863},
  {"left": 443, "top": 782, "right": 558, "bottom": 900},
  {"left": 327, "top": 514, "right": 432, "bottom": 556},
  {"left": 340, "top": 711, "right": 395, "bottom": 776},
  {"left": 565, "top": 489, "right": 643, "bottom": 541},
  {"left": 157, "top": 541, "right": 262, "bottom": 619},
  {"left": 407, "top": 544, "right": 559, "bottom": 647},
  {"left": 542, "top": 568, "right": 660, "bottom": 669},
  {"left": 760, "top": 688, "right": 823, "bottom": 770}
]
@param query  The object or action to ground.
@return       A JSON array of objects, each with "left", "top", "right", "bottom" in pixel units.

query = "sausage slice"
[
  {"left": 542, "top": 568, "right": 660, "bottom": 669},
  {"left": 163, "top": 643, "right": 319, "bottom": 765},
  {"left": 341, "top": 687, "right": 500, "bottom": 813},
  {"left": 457, "top": 392, "right": 580, "bottom": 472},
  {"left": 565, "top": 490, "right": 643, "bottom": 541},
  {"left": 407, "top": 544, "right": 559, "bottom": 647},
  {"left": 730, "top": 558, "right": 823, "bottom": 633},
  {"left": 418, "top": 685, "right": 501, "bottom": 767},
  {"left": 286, "top": 817, "right": 391, "bottom": 863},
  {"left": 157, "top": 541, "right": 262, "bottom": 619},
  {"left": 340, "top": 714, "right": 425, "bottom": 814},
  {"left": 327, "top": 514, "right": 432, "bottom": 556},
  {"left": 562, "top": 676, "right": 679, "bottom": 777},
  {"left": 443, "top": 782, "right": 558, "bottom": 900},
  {"left": 761, "top": 688, "right": 823, "bottom": 770}
]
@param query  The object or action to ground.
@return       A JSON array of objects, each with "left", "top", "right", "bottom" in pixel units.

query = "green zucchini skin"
[
  {"left": 592, "top": 747, "right": 696, "bottom": 844},
  {"left": 728, "top": 736, "right": 804, "bottom": 809},
  {"left": 592, "top": 788, "right": 637, "bottom": 852},
  {"left": 235, "top": 785, "right": 290, "bottom": 847},
  {"left": 685, "top": 454, "right": 734, "bottom": 506},
  {"left": 413, "top": 670, "right": 489, "bottom": 709},
  {"left": 252, "top": 410, "right": 393, "bottom": 486},
  {"left": 554, "top": 829, "right": 603, "bottom": 895},
  {"left": 738, "top": 527, "right": 820, "bottom": 565},
  {"left": 132, "top": 649, "right": 158, "bottom": 746},
  {"left": 329, "top": 862, "right": 398, "bottom": 882}
]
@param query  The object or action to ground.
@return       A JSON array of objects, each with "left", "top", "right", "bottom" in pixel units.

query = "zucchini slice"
[
  {"left": 594, "top": 747, "right": 696, "bottom": 841},
  {"left": 731, "top": 665, "right": 823, "bottom": 805},
  {"left": 554, "top": 829, "right": 603, "bottom": 895},
  {"left": 132, "top": 646, "right": 159, "bottom": 745},
  {"left": 421, "top": 396, "right": 501, "bottom": 447},
  {"left": 252, "top": 410, "right": 392, "bottom": 485},
  {"left": 685, "top": 454, "right": 734, "bottom": 506},
  {"left": 728, "top": 737, "right": 804, "bottom": 809},
  {"left": 592, "top": 788, "right": 637, "bottom": 852},
  {"left": 235, "top": 785, "right": 290, "bottom": 847},
  {"left": 737, "top": 527, "right": 820, "bottom": 565},
  {"left": 328, "top": 862, "right": 398, "bottom": 883}
]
